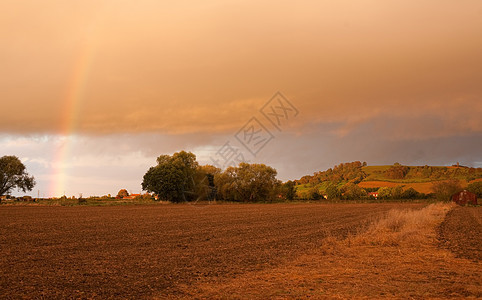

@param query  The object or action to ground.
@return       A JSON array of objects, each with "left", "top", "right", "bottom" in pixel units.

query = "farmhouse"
[
  {"left": 452, "top": 190, "right": 477, "bottom": 206},
  {"left": 368, "top": 192, "right": 379, "bottom": 199}
]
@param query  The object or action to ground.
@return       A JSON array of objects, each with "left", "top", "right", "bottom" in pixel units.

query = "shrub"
[
  {"left": 401, "top": 187, "right": 419, "bottom": 199},
  {"left": 341, "top": 183, "right": 367, "bottom": 200},
  {"left": 308, "top": 187, "right": 322, "bottom": 200}
]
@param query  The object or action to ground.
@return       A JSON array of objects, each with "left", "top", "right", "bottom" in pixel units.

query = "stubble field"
[{"left": 0, "top": 203, "right": 480, "bottom": 299}]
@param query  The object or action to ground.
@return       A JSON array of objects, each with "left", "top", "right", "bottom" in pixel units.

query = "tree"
[
  {"left": 142, "top": 151, "right": 199, "bottom": 202},
  {"left": 377, "top": 187, "right": 392, "bottom": 199},
  {"left": 280, "top": 180, "right": 296, "bottom": 200},
  {"left": 195, "top": 165, "right": 221, "bottom": 201},
  {"left": 326, "top": 182, "right": 341, "bottom": 200},
  {"left": 384, "top": 164, "right": 410, "bottom": 179},
  {"left": 431, "top": 179, "right": 462, "bottom": 201},
  {"left": 215, "top": 163, "right": 279, "bottom": 202},
  {"left": 391, "top": 185, "right": 404, "bottom": 199},
  {"left": 308, "top": 187, "right": 322, "bottom": 200},
  {"left": 341, "top": 183, "right": 367, "bottom": 200},
  {"left": 401, "top": 187, "right": 419, "bottom": 199},
  {"left": 467, "top": 181, "right": 482, "bottom": 198},
  {"left": 0, "top": 156, "right": 35, "bottom": 197},
  {"left": 117, "top": 189, "right": 129, "bottom": 199}
]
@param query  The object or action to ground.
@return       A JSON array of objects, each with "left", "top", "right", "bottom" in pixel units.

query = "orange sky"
[
  {"left": 1, "top": 1, "right": 481, "bottom": 136},
  {"left": 1, "top": 1, "right": 481, "bottom": 197}
]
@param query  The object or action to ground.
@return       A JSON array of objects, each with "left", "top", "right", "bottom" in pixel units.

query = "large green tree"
[
  {"left": 142, "top": 151, "right": 199, "bottom": 202},
  {"left": 0, "top": 156, "right": 36, "bottom": 196}
]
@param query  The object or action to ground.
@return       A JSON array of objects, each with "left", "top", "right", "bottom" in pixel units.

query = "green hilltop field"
[{"left": 295, "top": 162, "right": 482, "bottom": 198}]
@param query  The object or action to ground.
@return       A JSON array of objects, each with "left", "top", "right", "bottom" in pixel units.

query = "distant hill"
[
  {"left": 362, "top": 164, "right": 481, "bottom": 183},
  {"left": 295, "top": 162, "right": 482, "bottom": 196}
]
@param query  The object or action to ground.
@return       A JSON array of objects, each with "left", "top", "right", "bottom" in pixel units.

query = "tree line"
[
  {"left": 1, "top": 153, "right": 481, "bottom": 204},
  {"left": 141, "top": 151, "right": 295, "bottom": 203}
]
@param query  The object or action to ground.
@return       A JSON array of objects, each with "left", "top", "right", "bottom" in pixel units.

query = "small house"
[
  {"left": 368, "top": 192, "right": 379, "bottom": 199},
  {"left": 452, "top": 190, "right": 477, "bottom": 206}
]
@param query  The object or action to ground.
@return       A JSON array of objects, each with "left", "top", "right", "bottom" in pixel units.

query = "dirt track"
[
  {"left": 0, "top": 203, "right": 421, "bottom": 299},
  {"left": 438, "top": 206, "right": 482, "bottom": 261}
]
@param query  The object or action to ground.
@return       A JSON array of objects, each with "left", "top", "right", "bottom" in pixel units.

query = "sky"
[{"left": 1, "top": 0, "right": 482, "bottom": 197}]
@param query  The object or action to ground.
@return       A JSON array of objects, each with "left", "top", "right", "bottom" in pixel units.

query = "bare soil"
[
  {"left": 0, "top": 203, "right": 421, "bottom": 299},
  {"left": 438, "top": 206, "right": 482, "bottom": 261}
]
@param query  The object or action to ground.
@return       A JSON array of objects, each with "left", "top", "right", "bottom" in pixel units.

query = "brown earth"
[
  {"left": 0, "top": 203, "right": 420, "bottom": 299},
  {"left": 438, "top": 206, "right": 482, "bottom": 261},
  {"left": 2, "top": 203, "right": 480, "bottom": 299}
]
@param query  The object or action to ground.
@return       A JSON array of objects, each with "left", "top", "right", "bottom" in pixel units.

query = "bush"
[
  {"left": 401, "top": 187, "right": 419, "bottom": 199},
  {"left": 135, "top": 194, "right": 154, "bottom": 201},
  {"left": 308, "top": 187, "right": 322, "bottom": 200},
  {"left": 341, "top": 183, "right": 367, "bottom": 200}
]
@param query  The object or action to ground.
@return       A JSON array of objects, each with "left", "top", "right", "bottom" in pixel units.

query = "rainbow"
[{"left": 49, "top": 38, "right": 97, "bottom": 198}]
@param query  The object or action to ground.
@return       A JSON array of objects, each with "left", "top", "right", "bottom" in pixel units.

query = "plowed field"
[
  {"left": 0, "top": 203, "right": 422, "bottom": 299},
  {"left": 438, "top": 206, "right": 482, "bottom": 261}
]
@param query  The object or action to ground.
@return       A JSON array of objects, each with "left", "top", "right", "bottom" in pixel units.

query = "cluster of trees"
[
  {"left": 418, "top": 165, "right": 482, "bottom": 181},
  {"left": 374, "top": 164, "right": 482, "bottom": 181},
  {"left": 384, "top": 163, "right": 410, "bottom": 179},
  {"left": 215, "top": 163, "right": 280, "bottom": 202},
  {"left": 303, "top": 180, "right": 482, "bottom": 202},
  {"left": 303, "top": 184, "right": 425, "bottom": 201},
  {"left": 142, "top": 151, "right": 294, "bottom": 203},
  {"left": 297, "top": 161, "right": 367, "bottom": 185}
]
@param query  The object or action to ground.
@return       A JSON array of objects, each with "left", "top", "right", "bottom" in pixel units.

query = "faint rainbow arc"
[{"left": 50, "top": 39, "right": 97, "bottom": 197}]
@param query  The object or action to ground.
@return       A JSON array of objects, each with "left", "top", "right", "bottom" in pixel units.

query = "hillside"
[
  {"left": 362, "top": 164, "right": 481, "bottom": 183},
  {"left": 295, "top": 162, "right": 482, "bottom": 198}
]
